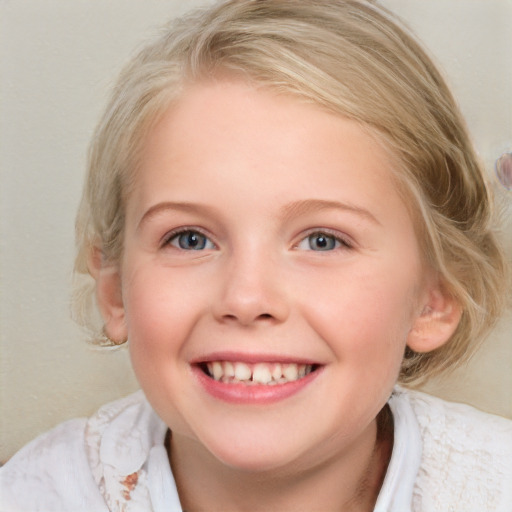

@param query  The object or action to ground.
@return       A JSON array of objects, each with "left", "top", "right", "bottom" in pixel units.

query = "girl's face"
[{"left": 113, "top": 80, "right": 433, "bottom": 472}]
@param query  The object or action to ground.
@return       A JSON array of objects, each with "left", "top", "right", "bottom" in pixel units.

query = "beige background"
[{"left": 1, "top": 0, "right": 511, "bottom": 463}]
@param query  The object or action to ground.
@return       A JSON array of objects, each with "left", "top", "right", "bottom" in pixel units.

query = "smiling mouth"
[{"left": 198, "top": 361, "right": 320, "bottom": 386}]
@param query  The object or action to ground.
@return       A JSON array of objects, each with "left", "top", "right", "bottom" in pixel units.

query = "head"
[{"left": 74, "top": 0, "right": 509, "bottom": 388}]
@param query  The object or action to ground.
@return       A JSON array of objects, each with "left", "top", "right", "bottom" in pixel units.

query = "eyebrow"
[
  {"left": 280, "top": 199, "right": 381, "bottom": 225},
  {"left": 137, "top": 198, "right": 380, "bottom": 231},
  {"left": 136, "top": 202, "right": 217, "bottom": 231}
]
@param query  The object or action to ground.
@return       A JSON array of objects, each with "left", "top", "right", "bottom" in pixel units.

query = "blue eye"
[
  {"left": 167, "top": 230, "right": 214, "bottom": 250},
  {"left": 308, "top": 233, "right": 337, "bottom": 251},
  {"left": 298, "top": 232, "right": 346, "bottom": 251}
]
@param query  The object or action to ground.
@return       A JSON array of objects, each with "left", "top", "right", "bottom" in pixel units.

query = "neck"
[{"left": 167, "top": 406, "right": 393, "bottom": 512}]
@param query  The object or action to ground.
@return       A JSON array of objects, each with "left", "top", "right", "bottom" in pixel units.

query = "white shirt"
[{"left": 2, "top": 387, "right": 511, "bottom": 511}]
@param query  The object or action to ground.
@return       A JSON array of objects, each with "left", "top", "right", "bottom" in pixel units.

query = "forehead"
[{"left": 129, "top": 80, "right": 412, "bottom": 229}]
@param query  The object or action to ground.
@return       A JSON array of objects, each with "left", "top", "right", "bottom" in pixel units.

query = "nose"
[{"left": 212, "top": 250, "right": 290, "bottom": 327}]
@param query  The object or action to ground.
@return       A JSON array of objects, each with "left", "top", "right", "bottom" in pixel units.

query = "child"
[{"left": 2, "top": 1, "right": 511, "bottom": 510}]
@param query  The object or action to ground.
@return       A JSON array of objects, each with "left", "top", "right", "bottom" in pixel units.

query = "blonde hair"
[{"left": 74, "top": 0, "right": 510, "bottom": 383}]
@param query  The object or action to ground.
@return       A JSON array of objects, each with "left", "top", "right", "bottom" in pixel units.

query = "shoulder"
[
  {"left": 396, "top": 387, "right": 512, "bottom": 512},
  {"left": 0, "top": 417, "right": 107, "bottom": 512},
  {"left": 0, "top": 391, "right": 164, "bottom": 512}
]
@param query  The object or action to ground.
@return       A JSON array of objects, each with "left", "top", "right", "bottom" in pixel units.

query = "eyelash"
[
  {"left": 295, "top": 230, "right": 353, "bottom": 252},
  {"left": 161, "top": 227, "right": 353, "bottom": 252},
  {"left": 161, "top": 228, "right": 216, "bottom": 251}
]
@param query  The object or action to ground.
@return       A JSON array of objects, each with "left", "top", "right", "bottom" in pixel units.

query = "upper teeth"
[{"left": 205, "top": 361, "right": 313, "bottom": 385}]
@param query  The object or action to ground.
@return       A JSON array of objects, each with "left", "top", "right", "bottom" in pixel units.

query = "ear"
[
  {"left": 407, "top": 283, "right": 462, "bottom": 353},
  {"left": 88, "top": 246, "right": 128, "bottom": 343}
]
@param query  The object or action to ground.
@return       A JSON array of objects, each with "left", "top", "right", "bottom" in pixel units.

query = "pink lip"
[{"left": 192, "top": 364, "right": 323, "bottom": 405}]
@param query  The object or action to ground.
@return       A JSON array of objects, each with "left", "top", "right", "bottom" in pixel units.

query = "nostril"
[{"left": 222, "top": 313, "right": 275, "bottom": 325}]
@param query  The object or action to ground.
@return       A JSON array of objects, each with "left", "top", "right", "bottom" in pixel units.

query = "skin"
[{"left": 96, "top": 80, "right": 461, "bottom": 511}]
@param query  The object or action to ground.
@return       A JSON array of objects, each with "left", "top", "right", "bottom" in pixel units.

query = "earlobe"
[
  {"left": 407, "top": 287, "right": 462, "bottom": 353},
  {"left": 88, "top": 246, "right": 128, "bottom": 343}
]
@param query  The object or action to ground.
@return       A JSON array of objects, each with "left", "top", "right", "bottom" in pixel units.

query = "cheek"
[
  {"left": 122, "top": 260, "right": 206, "bottom": 333},
  {"left": 301, "top": 266, "right": 418, "bottom": 368},
  {"left": 121, "top": 265, "right": 205, "bottom": 374},
  {"left": 121, "top": 266, "right": 204, "bottom": 427},
  {"left": 124, "top": 281, "right": 173, "bottom": 390}
]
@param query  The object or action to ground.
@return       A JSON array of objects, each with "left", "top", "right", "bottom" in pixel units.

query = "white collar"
[
  {"left": 90, "top": 387, "right": 421, "bottom": 512},
  {"left": 374, "top": 387, "right": 422, "bottom": 512}
]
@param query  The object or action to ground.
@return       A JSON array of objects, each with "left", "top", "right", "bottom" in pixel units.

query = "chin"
[
  {"left": 198, "top": 429, "right": 308, "bottom": 474},
  {"left": 216, "top": 448, "right": 300, "bottom": 474}
]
